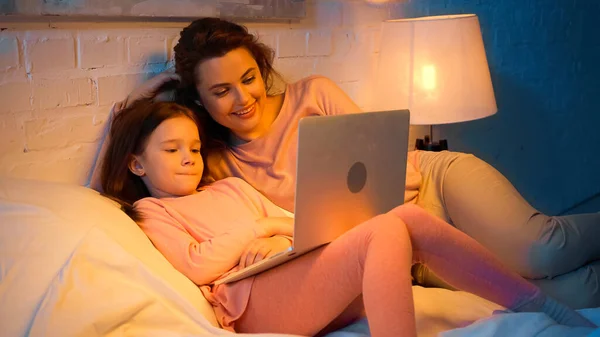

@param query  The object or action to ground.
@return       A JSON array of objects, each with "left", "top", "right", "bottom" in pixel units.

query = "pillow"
[{"left": 0, "top": 177, "right": 220, "bottom": 337}]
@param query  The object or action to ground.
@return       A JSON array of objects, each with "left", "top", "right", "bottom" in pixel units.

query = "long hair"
[
  {"left": 174, "top": 17, "right": 280, "bottom": 149},
  {"left": 100, "top": 100, "right": 205, "bottom": 221}
]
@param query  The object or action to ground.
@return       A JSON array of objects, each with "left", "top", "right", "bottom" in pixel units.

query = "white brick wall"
[
  {"left": 277, "top": 32, "right": 307, "bottom": 58},
  {"left": 307, "top": 30, "right": 332, "bottom": 57},
  {"left": 0, "top": 37, "right": 19, "bottom": 71},
  {"left": 0, "top": 0, "right": 410, "bottom": 185},
  {"left": 25, "top": 37, "right": 76, "bottom": 73},
  {"left": 128, "top": 36, "right": 169, "bottom": 65},
  {"left": 97, "top": 73, "right": 144, "bottom": 106},
  {"left": 78, "top": 34, "right": 126, "bottom": 69},
  {"left": 0, "top": 82, "right": 32, "bottom": 113},
  {"left": 24, "top": 113, "right": 104, "bottom": 150},
  {"left": 33, "top": 77, "right": 94, "bottom": 109}
]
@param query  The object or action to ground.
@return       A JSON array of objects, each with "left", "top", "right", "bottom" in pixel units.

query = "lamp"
[{"left": 375, "top": 14, "right": 497, "bottom": 151}]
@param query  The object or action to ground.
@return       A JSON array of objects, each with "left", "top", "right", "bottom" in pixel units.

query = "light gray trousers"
[{"left": 412, "top": 151, "right": 600, "bottom": 309}]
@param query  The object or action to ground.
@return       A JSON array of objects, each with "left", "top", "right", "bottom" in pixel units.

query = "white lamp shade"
[{"left": 376, "top": 14, "right": 497, "bottom": 125}]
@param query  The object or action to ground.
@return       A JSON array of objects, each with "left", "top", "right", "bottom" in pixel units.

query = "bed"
[{"left": 0, "top": 176, "right": 597, "bottom": 337}]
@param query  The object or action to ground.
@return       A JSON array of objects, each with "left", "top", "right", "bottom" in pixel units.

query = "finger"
[
  {"left": 245, "top": 242, "right": 269, "bottom": 268},
  {"left": 239, "top": 246, "right": 252, "bottom": 269},
  {"left": 148, "top": 72, "right": 180, "bottom": 90},
  {"left": 156, "top": 72, "right": 180, "bottom": 82},
  {"left": 161, "top": 68, "right": 181, "bottom": 81},
  {"left": 166, "top": 73, "right": 181, "bottom": 81},
  {"left": 113, "top": 100, "right": 126, "bottom": 114},
  {"left": 240, "top": 241, "right": 260, "bottom": 269},
  {"left": 245, "top": 246, "right": 258, "bottom": 268},
  {"left": 265, "top": 248, "right": 282, "bottom": 259},
  {"left": 252, "top": 246, "right": 272, "bottom": 265}
]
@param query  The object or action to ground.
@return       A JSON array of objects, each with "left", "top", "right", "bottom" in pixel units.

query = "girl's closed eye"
[
  {"left": 242, "top": 76, "right": 255, "bottom": 84},
  {"left": 165, "top": 149, "right": 178, "bottom": 153}
]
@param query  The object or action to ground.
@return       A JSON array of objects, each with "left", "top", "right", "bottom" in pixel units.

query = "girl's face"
[
  {"left": 129, "top": 116, "right": 204, "bottom": 198},
  {"left": 195, "top": 47, "right": 269, "bottom": 141}
]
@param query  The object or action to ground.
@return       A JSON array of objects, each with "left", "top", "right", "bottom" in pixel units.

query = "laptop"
[{"left": 213, "top": 110, "right": 410, "bottom": 286}]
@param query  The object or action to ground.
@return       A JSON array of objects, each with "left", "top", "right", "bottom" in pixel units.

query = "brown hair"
[
  {"left": 174, "top": 17, "right": 279, "bottom": 148},
  {"left": 100, "top": 100, "right": 206, "bottom": 221}
]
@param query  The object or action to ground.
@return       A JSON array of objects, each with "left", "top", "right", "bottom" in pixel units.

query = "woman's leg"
[
  {"left": 417, "top": 151, "right": 600, "bottom": 307},
  {"left": 389, "top": 204, "right": 594, "bottom": 327},
  {"left": 443, "top": 153, "right": 600, "bottom": 307},
  {"left": 235, "top": 213, "right": 416, "bottom": 337},
  {"left": 530, "top": 260, "right": 600, "bottom": 309}
]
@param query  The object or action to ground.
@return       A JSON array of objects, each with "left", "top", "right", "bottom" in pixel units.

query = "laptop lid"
[{"left": 292, "top": 110, "right": 410, "bottom": 253}]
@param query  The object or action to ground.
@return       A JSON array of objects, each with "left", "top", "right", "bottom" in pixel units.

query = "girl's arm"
[
  {"left": 137, "top": 201, "right": 270, "bottom": 285},
  {"left": 233, "top": 178, "right": 295, "bottom": 237},
  {"left": 255, "top": 216, "right": 294, "bottom": 237}
]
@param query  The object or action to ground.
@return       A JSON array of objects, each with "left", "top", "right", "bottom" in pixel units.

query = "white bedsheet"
[
  {"left": 327, "top": 309, "right": 600, "bottom": 337},
  {"left": 2, "top": 177, "right": 597, "bottom": 337},
  {"left": 441, "top": 308, "right": 600, "bottom": 337}
]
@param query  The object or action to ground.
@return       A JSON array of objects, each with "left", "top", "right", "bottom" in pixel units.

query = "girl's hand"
[
  {"left": 239, "top": 236, "right": 291, "bottom": 269},
  {"left": 255, "top": 217, "right": 294, "bottom": 237}
]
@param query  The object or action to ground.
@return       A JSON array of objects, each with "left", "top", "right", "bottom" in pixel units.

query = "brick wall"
[{"left": 0, "top": 0, "right": 417, "bottom": 185}]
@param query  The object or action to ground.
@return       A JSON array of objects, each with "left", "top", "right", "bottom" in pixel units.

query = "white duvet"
[{"left": 0, "top": 177, "right": 598, "bottom": 337}]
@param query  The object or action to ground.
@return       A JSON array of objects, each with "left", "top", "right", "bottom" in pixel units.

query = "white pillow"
[{"left": 0, "top": 177, "right": 220, "bottom": 337}]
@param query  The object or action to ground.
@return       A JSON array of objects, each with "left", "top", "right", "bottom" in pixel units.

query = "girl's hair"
[
  {"left": 100, "top": 100, "right": 206, "bottom": 221},
  {"left": 174, "top": 17, "right": 280, "bottom": 149}
]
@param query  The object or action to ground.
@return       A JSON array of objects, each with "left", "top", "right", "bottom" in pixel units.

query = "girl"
[
  {"left": 92, "top": 17, "right": 600, "bottom": 308},
  {"left": 100, "top": 99, "right": 594, "bottom": 337}
]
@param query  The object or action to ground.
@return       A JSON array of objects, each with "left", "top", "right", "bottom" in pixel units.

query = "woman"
[{"left": 91, "top": 17, "right": 600, "bottom": 308}]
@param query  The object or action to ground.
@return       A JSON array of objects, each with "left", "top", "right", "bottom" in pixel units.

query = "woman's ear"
[{"left": 128, "top": 156, "right": 146, "bottom": 177}]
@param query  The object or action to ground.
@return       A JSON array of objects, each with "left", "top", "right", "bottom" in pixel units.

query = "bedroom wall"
[
  {"left": 392, "top": 1, "right": 600, "bottom": 215},
  {"left": 0, "top": 0, "right": 412, "bottom": 185}
]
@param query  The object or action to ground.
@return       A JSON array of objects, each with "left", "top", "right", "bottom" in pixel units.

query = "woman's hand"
[
  {"left": 239, "top": 236, "right": 292, "bottom": 269},
  {"left": 122, "top": 72, "right": 181, "bottom": 109}
]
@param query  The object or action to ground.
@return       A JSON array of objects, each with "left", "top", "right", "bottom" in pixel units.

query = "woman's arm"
[
  {"left": 87, "top": 101, "right": 125, "bottom": 192},
  {"left": 87, "top": 72, "right": 181, "bottom": 191}
]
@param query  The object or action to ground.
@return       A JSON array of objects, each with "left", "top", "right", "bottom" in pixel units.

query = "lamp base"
[{"left": 415, "top": 135, "right": 448, "bottom": 152}]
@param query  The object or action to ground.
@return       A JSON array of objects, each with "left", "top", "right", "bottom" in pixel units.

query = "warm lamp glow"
[
  {"left": 375, "top": 14, "right": 497, "bottom": 125},
  {"left": 421, "top": 65, "right": 437, "bottom": 91}
]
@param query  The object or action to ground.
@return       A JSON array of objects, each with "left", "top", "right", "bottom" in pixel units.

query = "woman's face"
[{"left": 195, "top": 48, "right": 269, "bottom": 141}]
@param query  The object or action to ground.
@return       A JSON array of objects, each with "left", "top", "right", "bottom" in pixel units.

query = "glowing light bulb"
[{"left": 421, "top": 65, "right": 437, "bottom": 91}]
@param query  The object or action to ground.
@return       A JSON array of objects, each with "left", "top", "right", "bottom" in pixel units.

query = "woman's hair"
[
  {"left": 174, "top": 17, "right": 279, "bottom": 148},
  {"left": 100, "top": 100, "right": 206, "bottom": 221}
]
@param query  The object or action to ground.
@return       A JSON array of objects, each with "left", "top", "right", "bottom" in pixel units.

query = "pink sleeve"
[
  {"left": 238, "top": 178, "right": 288, "bottom": 216},
  {"left": 234, "top": 178, "right": 294, "bottom": 237},
  {"left": 136, "top": 200, "right": 266, "bottom": 285},
  {"left": 312, "top": 76, "right": 362, "bottom": 116}
]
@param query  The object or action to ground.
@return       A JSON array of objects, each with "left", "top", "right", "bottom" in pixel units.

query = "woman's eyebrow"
[{"left": 208, "top": 67, "right": 256, "bottom": 90}]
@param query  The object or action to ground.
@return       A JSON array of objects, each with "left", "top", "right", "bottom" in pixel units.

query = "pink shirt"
[
  {"left": 206, "top": 75, "right": 421, "bottom": 212},
  {"left": 134, "top": 177, "right": 290, "bottom": 330}
]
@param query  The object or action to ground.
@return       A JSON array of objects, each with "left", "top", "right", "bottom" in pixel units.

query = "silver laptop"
[{"left": 213, "top": 110, "right": 410, "bottom": 286}]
